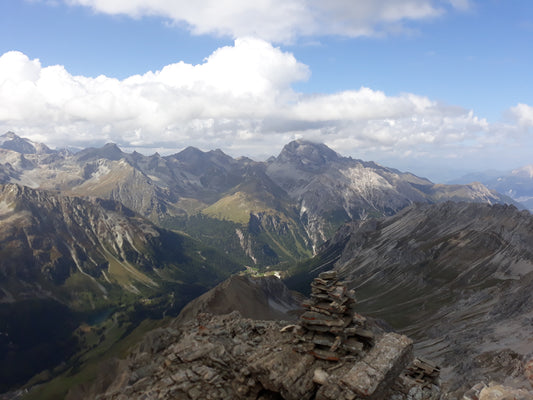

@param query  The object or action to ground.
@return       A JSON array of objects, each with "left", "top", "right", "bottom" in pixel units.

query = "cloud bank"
[
  {"left": 510, "top": 104, "right": 533, "bottom": 128},
  {"left": 63, "top": 0, "right": 469, "bottom": 42},
  {"left": 0, "top": 38, "right": 531, "bottom": 178}
]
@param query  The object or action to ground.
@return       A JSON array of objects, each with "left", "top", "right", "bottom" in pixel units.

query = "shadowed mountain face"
[
  {"left": 0, "top": 132, "right": 518, "bottom": 267},
  {"left": 174, "top": 274, "right": 303, "bottom": 326},
  {"left": 0, "top": 183, "right": 242, "bottom": 391},
  {"left": 285, "top": 201, "right": 533, "bottom": 391},
  {"left": 0, "top": 183, "right": 242, "bottom": 306}
]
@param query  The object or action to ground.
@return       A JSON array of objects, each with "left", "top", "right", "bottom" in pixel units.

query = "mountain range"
[
  {"left": 0, "top": 183, "right": 242, "bottom": 305},
  {"left": 453, "top": 166, "right": 533, "bottom": 211},
  {"left": 0, "top": 131, "right": 517, "bottom": 267},
  {"left": 1, "top": 131, "right": 531, "bottom": 398}
]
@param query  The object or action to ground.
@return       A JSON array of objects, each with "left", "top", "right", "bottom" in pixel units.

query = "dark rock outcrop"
[
  {"left": 174, "top": 274, "right": 303, "bottom": 325},
  {"left": 75, "top": 310, "right": 439, "bottom": 400},
  {"left": 73, "top": 274, "right": 441, "bottom": 400}
]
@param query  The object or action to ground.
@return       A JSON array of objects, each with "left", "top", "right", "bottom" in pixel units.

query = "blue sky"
[{"left": 0, "top": 0, "right": 532, "bottom": 181}]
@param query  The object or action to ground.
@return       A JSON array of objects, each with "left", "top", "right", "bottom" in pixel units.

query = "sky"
[{"left": 0, "top": 0, "right": 532, "bottom": 182}]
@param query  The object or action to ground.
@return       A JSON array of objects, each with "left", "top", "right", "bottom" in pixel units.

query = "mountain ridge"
[
  {"left": 284, "top": 201, "right": 533, "bottom": 392},
  {"left": 451, "top": 165, "right": 533, "bottom": 210},
  {"left": 0, "top": 132, "right": 519, "bottom": 267},
  {"left": 0, "top": 182, "right": 242, "bottom": 306},
  {"left": 0, "top": 182, "right": 243, "bottom": 391}
]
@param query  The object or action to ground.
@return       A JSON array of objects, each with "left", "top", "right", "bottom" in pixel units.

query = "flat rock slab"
[
  {"left": 478, "top": 384, "right": 533, "bottom": 400},
  {"left": 319, "top": 271, "right": 338, "bottom": 280},
  {"left": 340, "top": 332, "right": 413, "bottom": 398}
]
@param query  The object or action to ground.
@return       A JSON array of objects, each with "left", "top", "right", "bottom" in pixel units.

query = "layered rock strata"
[
  {"left": 77, "top": 311, "right": 440, "bottom": 400},
  {"left": 76, "top": 272, "right": 441, "bottom": 400}
]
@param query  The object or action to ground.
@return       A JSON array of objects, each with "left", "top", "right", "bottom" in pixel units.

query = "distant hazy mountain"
[
  {"left": 0, "top": 131, "right": 53, "bottom": 155},
  {"left": 0, "top": 132, "right": 519, "bottom": 267},
  {"left": 285, "top": 201, "right": 533, "bottom": 392},
  {"left": 452, "top": 165, "right": 533, "bottom": 210}
]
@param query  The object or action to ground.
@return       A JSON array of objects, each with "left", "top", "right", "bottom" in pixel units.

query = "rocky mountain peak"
[
  {"left": 0, "top": 131, "right": 53, "bottom": 155},
  {"left": 71, "top": 273, "right": 442, "bottom": 400},
  {"left": 75, "top": 142, "right": 124, "bottom": 161},
  {"left": 100, "top": 142, "right": 123, "bottom": 158},
  {"left": 176, "top": 146, "right": 205, "bottom": 161},
  {"left": 175, "top": 146, "right": 236, "bottom": 167},
  {"left": 276, "top": 140, "right": 341, "bottom": 167},
  {"left": 1, "top": 131, "right": 18, "bottom": 140}
]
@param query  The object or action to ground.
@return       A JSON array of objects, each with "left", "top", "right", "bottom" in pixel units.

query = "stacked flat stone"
[
  {"left": 296, "top": 270, "right": 374, "bottom": 361},
  {"left": 404, "top": 358, "right": 440, "bottom": 387}
]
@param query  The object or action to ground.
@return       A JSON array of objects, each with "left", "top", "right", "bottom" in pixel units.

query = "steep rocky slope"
[
  {"left": 0, "top": 183, "right": 241, "bottom": 305},
  {"left": 266, "top": 141, "right": 517, "bottom": 250},
  {"left": 0, "top": 183, "right": 242, "bottom": 391},
  {"left": 286, "top": 202, "right": 533, "bottom": 393},
  {"left": 0, "top": 132, "right": 517, "bottom": 267},
  {"left": 174, "top": 274, "right": 303, "bottom": 325}
]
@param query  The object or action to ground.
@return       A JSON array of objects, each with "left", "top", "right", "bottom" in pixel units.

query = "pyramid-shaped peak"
[
  {"left": 99, "top": 143, "right": 124, "bottom": 159},
  {"left": 0, "top": 132, "right": 20, "bottom": 146},
  {"left": 0, "top": 131, "right": 52, "bottom": 154},
  {"left": 277, "top": 140, "right": 341, "bottom": 165},
  {"left": 2, "top": 131, "right": 19, "bottom": 139},
  {"left": 173, "top": 146, "right": 209, "bottom": 164},
  {"left": 75, "top": 142, "right": 124, "bottom": 162}
]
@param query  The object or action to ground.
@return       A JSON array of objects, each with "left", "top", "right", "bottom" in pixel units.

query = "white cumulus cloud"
[
  {"left": 61, "top": 0, "right": 468, "bottom": 42},
  {"left": 2, "top": 36, "right": 517, "bottom": 175},
  {"left": 510, "top": 103, "right": 533, "bottom": 127}
]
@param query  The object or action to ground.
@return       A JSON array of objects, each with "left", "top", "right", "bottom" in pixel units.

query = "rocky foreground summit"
[{"left": 71, "top": 272, "right": 442, "bottom": 400}]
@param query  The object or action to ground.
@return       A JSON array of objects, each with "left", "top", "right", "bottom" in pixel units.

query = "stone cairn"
[{"left": 294, "top": 270, "right": 374, "bottom": 361}]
